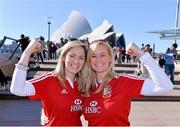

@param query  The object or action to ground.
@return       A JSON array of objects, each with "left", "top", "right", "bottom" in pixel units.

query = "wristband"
[{"left": 15, "top": 63, "right": 29, "bottom": 71}]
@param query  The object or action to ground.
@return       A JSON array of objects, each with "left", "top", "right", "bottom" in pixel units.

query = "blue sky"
[{"left": 0, "top": 0, "right": 178, "bottom": 53}]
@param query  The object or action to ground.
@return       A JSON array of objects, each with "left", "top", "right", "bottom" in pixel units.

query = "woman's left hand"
[
  {"left": 41, "top": 108, "right": 49, "bottom": 125},
  {"left": 126, "top": 42, "right": 145, "bottom": 57}
]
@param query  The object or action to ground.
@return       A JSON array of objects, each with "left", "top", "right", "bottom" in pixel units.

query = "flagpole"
[{"left": 175, "top": 0, "right": 180, "bottom": 43}]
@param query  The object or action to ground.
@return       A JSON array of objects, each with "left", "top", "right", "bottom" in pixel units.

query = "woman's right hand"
[{"left": 23, "top": 39, "right": 42, "bottom": 55}]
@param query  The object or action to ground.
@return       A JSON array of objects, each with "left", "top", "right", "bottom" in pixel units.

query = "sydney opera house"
[{"left": 51, "top": 10, "right": 126, "bottom": 48}]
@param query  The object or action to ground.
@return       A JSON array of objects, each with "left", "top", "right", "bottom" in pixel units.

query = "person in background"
[
  {"left": 113, "top": 47, "right": 121, "bottom": 64},
  {"left": 136, "top": 44, "right": 151, "bottom": 77},
  {"left": 158, "top": 55, "right": 166, "bottom": 68},
  {"left": 163, "top": 43, "right": 178, "bottom": 84},
  {"left": 51, "top": 42, "right": 57, "bottom": 59},
  {"left": 16, "top": 34, "right": 30, "bottom": 52},
  {"left": 0, "top": 69, "right": 8, "bottom": 90},
  {"left": 10, "top": 39, "right": 88, "bottom": 126},
  {"left": 140, "top": 43, "right": 145, "bottom": 51},
  {"left": 35, "top": 36, "right": 45, "bottom": 68},
  {"left": 82, "top": 36, "right": 173, "bottom": 126},
  {"left": 140, "top": 44, "right": 152, "bottom": 78},
  {"left": 121, "top": 47, "right": 126, "bottom": 63}
]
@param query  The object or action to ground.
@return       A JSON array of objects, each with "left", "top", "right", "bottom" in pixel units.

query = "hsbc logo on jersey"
[
  {"left": 70, "top": 99, "right": 82, "bottom": 112},
  {"left": 85, "top": 101, "right": 101, "bottom": 114},
  {"left": 90, "top": 101, "right": 97, "bottom": 106},
  {"left": 74, "top": 99, "right": 82, "bottom": 105}
]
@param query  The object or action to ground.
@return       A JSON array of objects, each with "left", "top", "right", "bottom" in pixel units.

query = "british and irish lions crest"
[{"left": 102, "top": 85, "right": 112, "bottom": 98}]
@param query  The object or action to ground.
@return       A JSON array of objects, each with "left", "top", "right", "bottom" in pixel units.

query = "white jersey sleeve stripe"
[
  {"left": 28, "top": 72, "right": 52, "bottom": 82},
  {"left": 121, "top": 73, "right": 144, "bottom": 80}
]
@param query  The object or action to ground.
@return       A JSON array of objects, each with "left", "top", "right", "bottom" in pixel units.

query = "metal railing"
[{"left": 0, "top": 36, "right": 20, "bottom": 60}]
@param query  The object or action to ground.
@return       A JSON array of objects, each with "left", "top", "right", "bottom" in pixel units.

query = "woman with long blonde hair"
[
  {"left": 83, "top": 37, "right": 173, "bottom": 126},
  {"left": 10, "top": 39, "right": 88, "bottom": 126}
]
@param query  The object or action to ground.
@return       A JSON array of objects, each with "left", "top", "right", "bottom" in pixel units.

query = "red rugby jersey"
[
  {"left": 83, "top": 74, "right": 144, "bottom": 126},
  {"left": 29, "top": 73, "right": 83, "bottom": 126}
]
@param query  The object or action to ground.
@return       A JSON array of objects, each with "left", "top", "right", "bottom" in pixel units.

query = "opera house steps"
[{"left": 1, "top": 59, "right": 180, "bottom": 101}]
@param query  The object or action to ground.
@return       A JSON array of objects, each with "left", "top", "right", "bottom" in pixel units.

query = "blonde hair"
[
  {"left": 53, "top": 40, "right": 88, "bottom": 93},
  {"left": 86, "top": 40, "right": 115, "bottom": 93}
]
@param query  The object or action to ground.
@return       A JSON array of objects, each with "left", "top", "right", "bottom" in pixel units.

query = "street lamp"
[
  {"left": 46, "top": 16, "right": 53, "bottom": 60},
  {"left": 46, "top": 16, "right": 53, "bottom": 41}
]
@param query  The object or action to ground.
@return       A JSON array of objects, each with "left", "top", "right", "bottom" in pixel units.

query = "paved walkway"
[
  {"left": 130, "top": 101, "right": 180, "bottom": 126},
  {"left": 0, "top": 99, "right": 41, "bottom": 126},
  {"left": 0, "top": 99, "right": 180, "bottom": 126}
]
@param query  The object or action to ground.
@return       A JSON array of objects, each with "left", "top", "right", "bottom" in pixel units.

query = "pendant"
[{"left": 102, "top": 85, "right": 112, "bottom": 98}]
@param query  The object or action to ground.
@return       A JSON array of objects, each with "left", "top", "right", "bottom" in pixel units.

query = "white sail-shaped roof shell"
[{"left": 51, "top": 11, "right": 92, "bottom": 43}]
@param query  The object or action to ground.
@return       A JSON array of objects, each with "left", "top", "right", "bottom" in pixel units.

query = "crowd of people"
[
  {"left": 10, "top": 31, "right": 175, "bottom": 126},
  {"left": 16, "top": 34, "right": 67, "bottom": 68},
  {"left": 113, "top": 47, "right": 133, "bottom": 64},
  {"left": 113, "top": 43, "right": 153, "bottom": 65}
]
